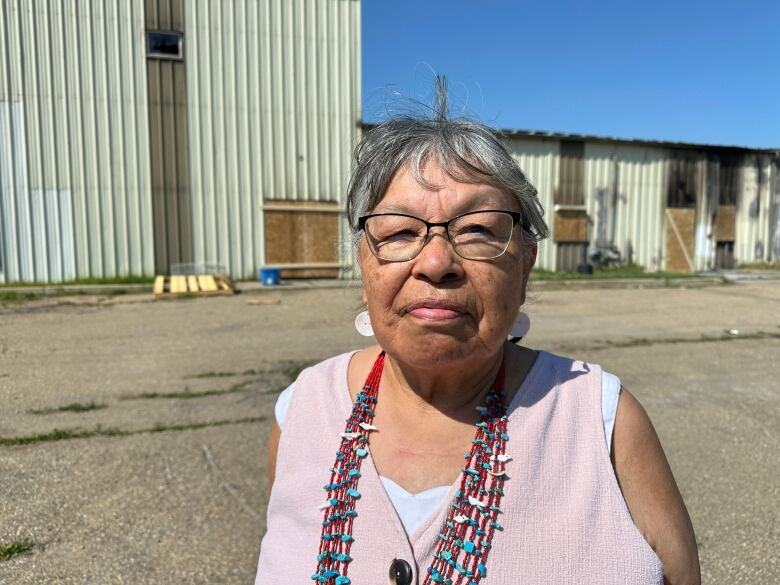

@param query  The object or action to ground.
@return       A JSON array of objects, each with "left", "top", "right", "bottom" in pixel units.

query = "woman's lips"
[
  {"left": 405, "top": 301, "right": 467, "bottom": 321},
  {"left": 408, "top": 307, "right": 463, "bottom": 320}
]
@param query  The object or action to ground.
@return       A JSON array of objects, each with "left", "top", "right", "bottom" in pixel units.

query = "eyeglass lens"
[{"left": 363, "top": 211, "right": 515, "bottom": 261}]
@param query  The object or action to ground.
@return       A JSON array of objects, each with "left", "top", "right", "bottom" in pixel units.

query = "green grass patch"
[
  {"left": 0, "top": 539, "right": 33, "bottom": 562},
  {"left": 0, "top": 276, "right": 154, "bottom": 288},
  {"left": 0, "top": 416, "right": 266, "bottom": 447},
  {"left": 30, "top": 401, "right": 107, "bottom": 415},
  {"left": 530, "top": 263, "right": 700, "bottom": 281},
  {"left": 0, "top": 291, "right": 39, "bottom": 304},
  {"left": 121, "top": 380, "right": 252, "bottom": 401},
  {"left": 737, "top": 261, "right": 780, "bottom": 270}
]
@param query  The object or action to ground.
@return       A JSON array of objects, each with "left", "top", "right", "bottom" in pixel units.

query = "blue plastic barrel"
[{"left": 259, "top": 267, "right": 281, "bottom": 286}]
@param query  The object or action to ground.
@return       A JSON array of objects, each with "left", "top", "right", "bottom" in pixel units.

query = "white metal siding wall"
[
  {"left": 507, "top": 138, "right": 669, "bottom": 272},
  {"left": 186, "top": 0, "right": 361, "bottom": 278},
  {"left": 735, "top": 155, "right": 773, "bottom": 264},
  {"left": 504, "top": 137, "right": 558, "bottom": 271},
  {"left": 0, "top": 0, "right": 153, "bottom": 283},
  {"left": 585, "top": 143, "right": 668, "bottom": 271}
]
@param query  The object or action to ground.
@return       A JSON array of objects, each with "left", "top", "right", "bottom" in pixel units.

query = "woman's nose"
[{"left": 411, "top": 229, "right": 464, "bottom": 283}]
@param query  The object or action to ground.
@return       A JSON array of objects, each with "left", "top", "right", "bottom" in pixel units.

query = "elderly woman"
[{"left": 255, "top": 90, "right": 700, "bottom": 585}]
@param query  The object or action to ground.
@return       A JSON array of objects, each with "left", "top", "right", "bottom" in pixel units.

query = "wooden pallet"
[{"left": 153, "top": 274, "right": 235, "bottom": 298}]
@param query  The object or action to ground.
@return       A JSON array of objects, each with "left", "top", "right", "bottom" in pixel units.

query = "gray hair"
[{"left": 346, "top": 78, "right": 549, "bottom": 247}]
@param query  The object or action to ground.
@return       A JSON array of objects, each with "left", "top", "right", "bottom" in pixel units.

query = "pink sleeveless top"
[{"left": 255, "top": 350, "right": 664, "bottom": 584}]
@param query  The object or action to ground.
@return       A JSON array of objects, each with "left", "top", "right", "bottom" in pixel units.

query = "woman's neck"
[{"left": 382, "top": 348, "right": 504, "bottom": 417}]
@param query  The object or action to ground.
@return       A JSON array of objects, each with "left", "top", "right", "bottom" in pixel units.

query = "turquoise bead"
[
  {"left": 477, "top": 563, "right": 487, "bottom": 577},
  {"left": 355, "top": 448, "right": 368, "bottom": 458},
  {"left": 347, "top": 488, "right": 361, "bottom": 499},
  {"left": 335, "top": 578, "right": 351, "bottom": 585},
  {"left": 463, "top": 540, "right": 476, "bottom": 554}
]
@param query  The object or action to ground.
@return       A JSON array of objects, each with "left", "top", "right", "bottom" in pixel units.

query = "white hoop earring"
[
  {"left": 354, "top": 311, "right": 374, "bottom": 337},
  {"left": 510, "top": 312, "right": 531, "bottom": 339}
]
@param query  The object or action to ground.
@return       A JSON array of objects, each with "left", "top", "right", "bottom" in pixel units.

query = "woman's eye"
[
  {"left": 462, "top": 224, "right": 493, "bottom": 236},
  {"left": 386, "top": 230, "right": 419, "bottom": 240}
]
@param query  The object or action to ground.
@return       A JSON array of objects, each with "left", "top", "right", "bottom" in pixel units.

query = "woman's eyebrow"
[
  {"left": 371, "top": 202, "right": 511, "bottom": 217},
  {"left": 370, "top": 204, "right": 413, "bottom": 215}
]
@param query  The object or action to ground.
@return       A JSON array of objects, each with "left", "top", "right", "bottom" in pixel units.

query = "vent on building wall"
[{"left": 147, "top": 32, "right": 183, "bottom": 60}]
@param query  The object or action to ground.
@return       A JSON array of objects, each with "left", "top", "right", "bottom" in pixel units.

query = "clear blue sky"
[{"left": 362, "top": 0, "right": 780, "bottom": 149}]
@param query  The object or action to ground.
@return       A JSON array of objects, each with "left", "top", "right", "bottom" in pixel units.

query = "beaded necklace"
[{"left": 312, "top": 351, "right": 511, "bottom": 585}]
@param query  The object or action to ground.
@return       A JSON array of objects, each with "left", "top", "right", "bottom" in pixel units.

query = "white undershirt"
[{"left": 273, "top": 370, "right": 622, "bottom": 535}]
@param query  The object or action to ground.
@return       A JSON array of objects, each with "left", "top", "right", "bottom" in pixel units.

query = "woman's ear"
[
  {"left": 524, "top": 241, "right": 538, "bottom": 275},
  {"left": 520, "top": 241, "right": 537, "bottom": 306}
]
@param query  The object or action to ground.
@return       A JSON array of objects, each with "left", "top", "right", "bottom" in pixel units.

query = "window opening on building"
[{"left": 147, "top": 32, "right": 183, "bottom": 60}]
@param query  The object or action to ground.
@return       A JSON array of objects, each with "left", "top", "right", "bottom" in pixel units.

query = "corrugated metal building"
[
  {"left": 1, "top": 0, "right": 777, "bottom": 283},
  {"left": 501, "top": 131, "right": 780, "bottom": 272},
  {"left": 0, "top": 0, "right": 360, "bottom": 283}
]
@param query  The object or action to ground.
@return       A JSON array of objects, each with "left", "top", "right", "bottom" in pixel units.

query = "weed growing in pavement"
[
  {"left": 120, "top": 380, "right": 253, "bottom": 400},
  {"left": 187, "top": 371, "right": 238, "bottom": 379},
  {"left": 0, "top": 427, "right": 124, "bottom": 446},
  {"left": 29, "top": 401, "right": 107, "bottom": 415},
  {"left": 0, "top": 539, "right": 33, "bottom": 562},
  {"left": 0, "top": 417, "right": 266, "bottom": 447},
  {"left": 602, "top": 330, "right": 780, "bottom": 349}
]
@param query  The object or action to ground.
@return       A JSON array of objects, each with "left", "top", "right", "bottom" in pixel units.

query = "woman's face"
[{"left": 358, "top": 162, "right": 537, "bottom": 369}]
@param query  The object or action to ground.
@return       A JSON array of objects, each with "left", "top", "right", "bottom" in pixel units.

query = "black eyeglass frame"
[{"left": 357, "top": 209, "right": 525, "bottom": 261}]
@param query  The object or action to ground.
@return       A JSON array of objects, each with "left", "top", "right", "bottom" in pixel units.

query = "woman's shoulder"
[
  {"left": 508, "top": 346, "right": 612, "bottom": 392},
  {"left": 528, "top": 347, "right": 602, "bottom": 373},
  {"left": 612, "top": 386, "right": 701, "bottom": 582}
]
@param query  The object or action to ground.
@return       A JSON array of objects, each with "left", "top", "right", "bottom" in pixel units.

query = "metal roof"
[{"left": 362, "top": 122, "right": 780, "bottom": 155}]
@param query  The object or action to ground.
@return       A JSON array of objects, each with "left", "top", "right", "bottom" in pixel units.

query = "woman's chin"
[{"left": 380, "top": 330, "right": 489, "bottom": 369}]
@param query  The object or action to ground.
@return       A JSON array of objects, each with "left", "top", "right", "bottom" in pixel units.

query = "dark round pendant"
[{"left": 389, "top": 558, "right": 413, "bottom": 585}]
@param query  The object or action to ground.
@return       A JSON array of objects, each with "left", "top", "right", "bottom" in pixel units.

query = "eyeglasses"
[{"left": 358, "top": 209, "right": 522, "bottom": 262}]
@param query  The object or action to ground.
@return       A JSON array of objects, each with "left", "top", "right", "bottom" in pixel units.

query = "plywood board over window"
[
  {"left": 264, "top": 201, "right": 340, "bottom": 278},
  {"left": 553, "top": 210, "right": 588, "bottom": 242},
  {"left": 714, "top": 205, "right": 736, "bottom": 242},
  {"left": 553, "top": 140, "right": 588, "bottom": 246},
  {"left": 665, "top": 208, "right": 696, "bottom": 272}
]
